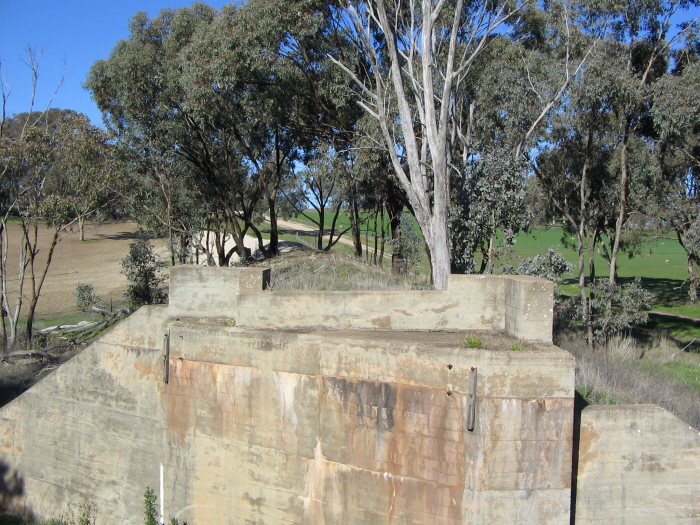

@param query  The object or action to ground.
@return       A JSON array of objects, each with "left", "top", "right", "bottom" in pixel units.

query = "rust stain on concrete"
[
  {"left": 431, "top": 302, "right": 459, "bottom": 314},
  {"left": 132, "top": 353, "right": 157, "bottom": 380},
  {"left": 370, "top": 316, "right": 392, "bottom": 329},
  {"left": 577, "top": 419, "right": 601, "bottom": 468},
  {"left": 320, "top": 377, "right": 467, "bottom": 521}
]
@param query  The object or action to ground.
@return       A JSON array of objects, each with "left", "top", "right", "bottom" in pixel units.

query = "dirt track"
[{"left": 3, "top": 221, "right": 166, "bottom": 319}]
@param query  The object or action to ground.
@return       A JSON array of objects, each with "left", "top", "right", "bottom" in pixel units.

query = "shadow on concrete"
[
  {"left": 0, "top": 460, "right": 25, "bottom": 518},
  {"left": 569, "top": 391, "right": 589, "bottom": 525}
]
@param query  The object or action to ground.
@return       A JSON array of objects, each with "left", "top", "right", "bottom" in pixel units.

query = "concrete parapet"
[
  {"left": 504, "top": 275, "right": 554, "bottom": 342},
  {"left": 169, "top": 267, "right": 553, "bottom": 342},
  {"left": 575, "top": 405, "right": 700, "bottom": 524},
  {"left": 169, "top": 266, "right": 270, "bottom": 319}
]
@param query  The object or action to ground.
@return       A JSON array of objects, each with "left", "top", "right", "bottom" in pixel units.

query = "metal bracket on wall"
[
  {"left": 467, "top": 367, "right": 477, "bottom": 432},
  {"left": 162, "top": 331, "right": 170, "bottom": 384}
]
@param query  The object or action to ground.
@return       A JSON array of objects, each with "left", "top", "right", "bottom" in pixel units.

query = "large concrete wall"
[
  {"left": 0, "top": 315, "right": 574, "bottom": 524},
  {"left": 0, "top": 306, "right": 170, "bottom": 523},
  {"left": 0, "top": 267, "right": 575, "bottom": 524},
  {"left": 160, "top": 323, "right": 574, "bottom": 524},
  {"left": 574, "top": 405, "right": 700, "bottom": 524}
]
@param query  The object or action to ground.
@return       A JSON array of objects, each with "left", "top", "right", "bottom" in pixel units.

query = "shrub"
[
  {"left": 75, "top": 283, "right": 106, "bottom": 317},
  {"left": 76, "top": 503, "right": 95, "bottom": 525},
  {"left": 121, "top": 236, "right": 167, "bottom": 311},
  {"left": 589, "top": 277, "right": 652, "bottom": 344},
  {"left": 501, "top": 247, "right": 573, "bottom": 283},
  {"left": 143, "top": 487, "right": 158, "bottom": 525}
]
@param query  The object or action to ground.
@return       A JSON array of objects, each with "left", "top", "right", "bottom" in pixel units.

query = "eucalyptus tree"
[
  {"left": 177, "top": 1, "right": 320, "bottom": 258},
  {"left": 447, "top": 34, "right": 542, "bottom": 274},
  {"left": 87, "top": 6, "right": 230, "bottom": 256},
  {"left": 0, "top": 109, "right": 105, "bottom": 346},
  {"left": 596, "top": 0, "right": 700, "bottom": 283},
  {"left": 532, "top": 43, "right": 628, "bottom": 343},
  {"left": 351, "top": 131, "right": 409, "bottom": 269},
  {"left": 89, "top": 1, "right": 350, "bottom": 260},
  {"left": 328, "top": 0, "right": 601, "bottom": 288},
  {"left": 111, "top": 140, "right": 205, "bottom": 265},
  {"left": 88, "top": 5, "right": 268, "bottom": 260},
  {"left": 652, "top": 59, "right": 700, "bottom": 301},
  {"left": 55, "top": 113, "right": 112, "bottom": 242},
  {"left": 283, "top": 143, "right": 352, "bottom": 250}
]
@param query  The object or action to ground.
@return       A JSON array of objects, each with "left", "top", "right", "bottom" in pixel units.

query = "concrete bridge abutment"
[{"left": 0, "top": 267, "right": 697, "bottom": 524}]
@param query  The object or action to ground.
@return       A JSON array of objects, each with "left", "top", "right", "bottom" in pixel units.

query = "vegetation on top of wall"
[{"left": 263, "top": 251, "right": 413, "bottom": 291}]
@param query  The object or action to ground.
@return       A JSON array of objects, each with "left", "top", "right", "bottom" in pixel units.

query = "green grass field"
[{"left": 506, "top": 226, "right": 698, "bottom": 317}]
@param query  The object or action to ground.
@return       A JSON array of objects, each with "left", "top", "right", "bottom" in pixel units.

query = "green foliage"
[
  {"left": 450, "top": 153, "right": 530, "bottom": 274},
  {"left": 389, "top": 213, "right": 422, "bottom": 276},
  {"left": 121, "top": 236, "right": 167, "bottom": 311},
  {"left": 510, "top": 341, "right": 525, "bottom": 352},
  {"left": 578, "top": 385, "right": 618, "bottom": 405},
  {"left": 143, "top": 487, "right": 158, "bottom": 525},
  {"left": 501, "top": 247, "right": 573, "bottom": 283},
  {"left": 75, "top": 504, "right": 95, "bottom": 525},
  {"left": 74, "top": 283, "right": 106, "bottom": 317},
  {"left": 589, "top": 277, "right": 653, "bottom": 344},
  {"left": 463, "top": 335, "right": 483, "bottom": 349}
]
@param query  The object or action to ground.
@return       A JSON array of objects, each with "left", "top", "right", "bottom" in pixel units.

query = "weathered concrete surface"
[
  {"left": 0, "top": 318, "right": 573, "bottom": 523},
  {"left": 575, "top": 405, "right": 700, "bottom": 524},
  {"left": 169, "top": 266, "right": 270, "bottom": 319},
  {"left": 504, "top": 275, "right": 554, "bottom": 342},
  {"left": 0, "top": 306, "right": 170, "bottom": 523},
  {"left": 169, "top": 268, "right": 554, "bottom": 343},
  {"left": 0, "top": 267, "right": 572, "bottom": 523},
  {"left": 160, "top": 323, "right": 574, "bottom": 524}
]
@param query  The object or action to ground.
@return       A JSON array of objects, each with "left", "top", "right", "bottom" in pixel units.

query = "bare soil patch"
[{"left": 3, "top": 220, "right": 166, "bottom": 319}]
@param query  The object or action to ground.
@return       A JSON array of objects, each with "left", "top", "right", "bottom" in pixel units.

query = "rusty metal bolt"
[
  {"left": 446, "top": 390, "right": 453, "bottom": 396},
  {"left": 447, "top": 364, "right": 453, "bottom": 370}
]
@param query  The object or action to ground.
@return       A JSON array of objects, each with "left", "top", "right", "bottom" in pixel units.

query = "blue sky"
[
  {"left": 0, "top": 1, "right": 230, "bottom": 126},
  {"left": 2, "top": 1, "right": 699, "bottom": 129}
]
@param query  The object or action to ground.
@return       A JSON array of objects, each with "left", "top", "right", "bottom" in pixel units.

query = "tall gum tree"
[
  {"left": 653, "top": 59, "right": 700, "bottom": 302},
  {"left": 329, "top": 0, "right": 598, "bottom": 288},
  {"left": 601, "top": 0, "right": 700, "bottom": 283}
]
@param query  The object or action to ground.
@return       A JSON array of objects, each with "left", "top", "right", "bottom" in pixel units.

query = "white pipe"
[{"left": 160, "top": 463, "right": 164, "bottom": 525}]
